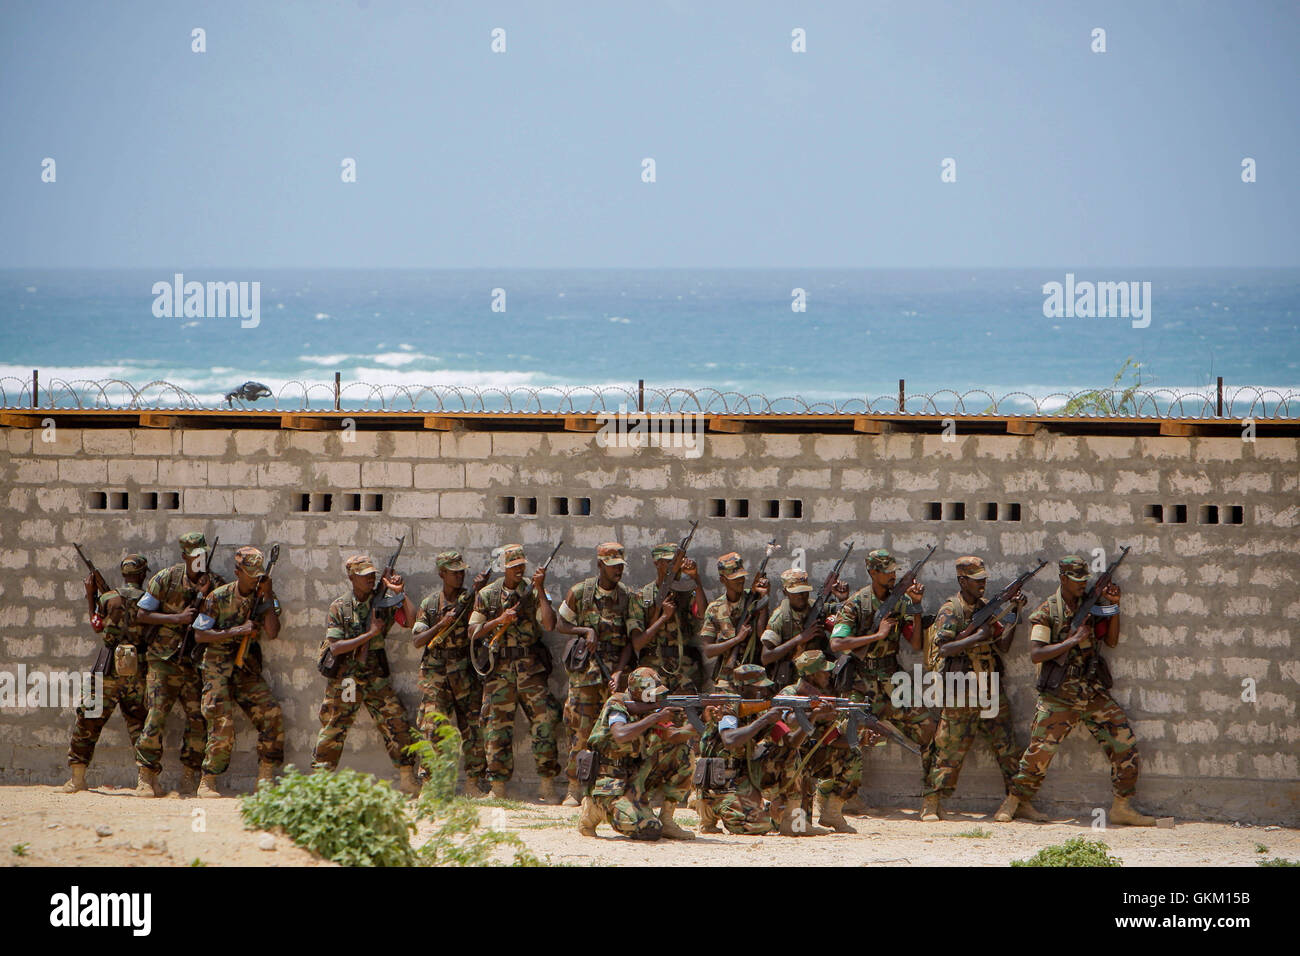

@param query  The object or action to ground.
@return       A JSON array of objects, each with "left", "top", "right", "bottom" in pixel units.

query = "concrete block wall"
[{"left": 1, "top": 425, "right": 1296, "bottom": 824}]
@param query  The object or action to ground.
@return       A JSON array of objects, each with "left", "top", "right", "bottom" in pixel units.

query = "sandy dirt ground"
[{"left": 3, "top": 783, "right": 1295, "bottom": 867}]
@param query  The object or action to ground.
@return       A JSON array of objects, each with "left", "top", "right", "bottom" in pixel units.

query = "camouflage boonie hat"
[
  {"left": 501, "top": 544, "right": 527, "bottom": 568},
  {"left": 716, "top": 552, "right": 746, "bottom": 580},
  {"left": 1058, "top": 555, "right": 1089, "bottom": 582},
  {"left": 436, "top": 550, "right": 468, "bottom": 572},
  {"left": 780, "top": 568, "right": 812, "bottom": 594},
  {"left": 234, "top": 546, "right": 264, "bottom": 574},
  {"left": 651, "top": 543, "right": 679, "bottom": 561},
  {"left": 626, "top": 666, "right": 668, "bottom": 702},
  {"left": 866, "top": 549, "right": 898, "bottom": 573},
  {"left": 794, "top": 650, "right": 833, "bottom": 676},
  {"left": 597, "top": 542, "right": 626, "bottom": 566},
  {"left": 179, "top": 531, "right": 207, "bottom": 557},
  {"left": 732, "top": 663, "right": 775, "bottom": 688},
  {"left": 955, "top": 556, "right": 987, "bottom": 580},
  {"left": 345, "top": 554, "right": 377, "bottom": 576},
  {"left": 120, "top": 554, "right": 148, "bottom": 573}
]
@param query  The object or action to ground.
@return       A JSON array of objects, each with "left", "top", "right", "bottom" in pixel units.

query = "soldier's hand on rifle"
[
  {"left": 473, "top": 570, "right": 489, "bottom": 590},
  {"left": 1102, "top": 583, "right": 1121, "bottom": 604},
  {"left": 436, "top": 610, "right": 457, "bottom": 630},
  {"left": 498, "top": 607, "right": 519, "bottom": 628},
  {"left": 532, "top": 566, "right": 547, "bottom": 591},
  {"left": 1066, "top": 624, "right": 1089, "bottom": 646},
  {"left": 582, "top": 626, "right": 598, "bottom": 652},
  {"left": 608, "top": 671, "right": 622, "bottom": 695},
  {"left": 657, "top": 594, "right": 677, "bottom": 624},
  {"left": 862, "top": 725, "right": 885, "bottom": 746},
  {"left": 736, "top": 622, "right": 752, "bottom": 643},
  {"left": 906, "top": 580, "right": 925, "bottom": 604},
  {"left": 176, "top": 606, "right": 198, "bottom": 627},
  {"left": 831, "top": 580, "right": 850, "bottom": 601},
  {"left": 1011, "top": 591, "right": 1028, "bottom": 610},
  {"left": 683, "top": 557, "right": 700, "bottom": 582},
  {"left": 83, "top": 573, "right": 98, "bottom": 596},
  {"left": 257, "top": 575, "right": 274, "bottom": 600},
  {"left": 811, "top": 619, "right": 827, "bottom": 642},
  {"left": 812, "top": 699, "right": 837, "bottom": 721},
  {"left": 875, "top": 617, "right": 895, "bottom": 639},
  {"left": 754, "top": 575, "right": 770, "bottom": 598},
  {"left": 382, "top": 571, "right": 404, "bottom": 594}
]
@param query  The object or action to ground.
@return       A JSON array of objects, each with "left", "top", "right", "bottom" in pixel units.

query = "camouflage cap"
[
  {"left": 597, "top": 542, "right": 626, "bottom": 566},
  {"left": 120, "top": 554, "right": 148, "bottom": 573},
  {"left": 866, "top": 548, "right": 898, "bottom": 573},
  {"left": 436, "top": 550, "right": 468, "bottom": 572},
  {"left": 626, "top": 665, "right": 668, "bottom": 702},
  {"left": 1058, "top": 555, "right": 1090, "bottom": 582},
  {"left": 501, "top": 544, "right": 527, "bottom": 568},
  {"left": 955, "top": 555, "right": 987, "bottom": 580},
  {"left": 794, "top": 649, "right": 833, "bottom": 676},
  {"left": 780, "top": 568, "right": 812, "bottom": 594},
  {"left": 716, "top": 552, "right": 746, "bottom": 580},
  {"left": 345, "top": 554, "right": 377, "bottom": 577},
  {"left": 179, "top": 531, "right": 207, "bottom": 557},
  {"left": 651, "top": 543, "right": 679, "bottom": 561},
  {"left": 234, "top": 546, "right": 265, "bottom": 574},
  {"left": 732, "top": 663, "right": 775, "bottom": 688}
]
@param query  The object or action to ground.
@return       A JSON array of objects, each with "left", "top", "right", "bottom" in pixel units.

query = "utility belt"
[
  {"left": 943, "top": 652, "right": 1003, "bottom": 676},
  {"left": 831, "top": 651, "right": 897, "bottom": 694},
  {"left": 497, "top": 644, "right": 540, "bottom": 662},
  {"left": 422, "top": 645, "right": 470, "bottom": 667},
  {"left": 1037, "top": 650, "right": 1112, "bottom": 693},
  {"left": 693, "top": 755, "right": 738, "bottom": 792},
  {"left": 578, "top": 750, "right": 633, "bottom": 787}
]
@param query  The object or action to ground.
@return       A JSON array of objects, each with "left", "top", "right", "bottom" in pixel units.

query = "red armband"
[
  {"left": 394, "top": 606, "right": 409, "bottom": 628},
  {"left": 901, "top": 620, "right": 915, "bottom": 641},
  {"left": 769, "top": 720, "right": 792, "bottom": 740},
  {"left": 90, "top": 613, "right": 105, "bottom": 632},
  {"left": 990, "top": 620, "right": 1005, "bottom": 638},
  {"left": 1093, "top": 619, "right": 1109, "bottom": 639}
]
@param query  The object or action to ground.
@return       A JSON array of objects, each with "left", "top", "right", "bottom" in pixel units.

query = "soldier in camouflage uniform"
[
  {"left": 554, "top": 542, "right": 646, "bottom": 806},
  {"left": 192, "top": 546, "right": 285, "bottom": 798},
  {"left": 775, "top": 650, "right": 861, "bottom": 834},
  {"left": 469, "top": 543, "right": 562, "bottom": 801},
  {"left": 829, "top": 548, "right": 936, "bottom": 792},
  {"left": 634, "top": 542, "right": 708, "bottom": 695},
  {"left": 578, "top": 666, "right": 698, "bottom": 840},
  {"left": 695, "top": 664, "right": 783, "bottom": 835},
  {"left": 62, "top": 555, "right": 151, "bottom": 792},
  {"left": 133, "top": 532, "right": 223, "bottom": 797},
  {"left": 411, "top": 550, "right": 489, "bottom": 795},
  {"left": 312, "top": 554, "right": 420, "bottom": 795},
  {"left": 995, "top": 556, "right": 1156, "bottom": 827},
  {"left": 922, "top": 556, "right": 1042, "bottom": 822},
  {"left": 760, "top": 568, "right": 830, "bottom": 689},
  {"left": 698, "top": 552, "right": 770, "bottom": 690}
]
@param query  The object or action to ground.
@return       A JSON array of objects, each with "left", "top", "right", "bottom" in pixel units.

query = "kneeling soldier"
[
  {"left": 312, "top": 554, "right": 419, "bottom": 795},
  {"left": 579, "top": 666, "right": 698, "bottom": 840},
  {"left": 191, "top": 546, "right": 285, "bottom": 797},
  {"left": 63, "top": 555, "right": 151, "bottom": 792},
  {"left": 695, "top": 664, "right": 783, "bottom": 835},
  {"left": 995, "top": 556, "right": 1155, "bottom": 826}
]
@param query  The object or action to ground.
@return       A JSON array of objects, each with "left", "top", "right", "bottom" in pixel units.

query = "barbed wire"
[{"left": 1, "top": 377, "right": 1296, "bottom": 418}]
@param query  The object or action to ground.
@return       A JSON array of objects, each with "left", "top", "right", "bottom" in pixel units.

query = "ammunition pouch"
[
  {"left": 563, "top": 635, "right": 590, "bottom": 673},
  {"left": 575, "top": 749, "right": 599, "bottom": 787},
  {"left": 1035, "top": 657, "right": 1067, "bottom": 693},
  {"left": 692, "top": 756, "right": 733, "bottom": 792},
  {"left": 91, "top": 644, "right": 113, "bottom": 678},
  {"left": 771, "top": 659, "right": 794, "bottom": 690},
  {"left": 113, "top": 643, "right": 140, "bottom": 678},
  {"left": 830, "top": 654, "right": 857, "bottom": 695},
  {"left": 317, "top": 643, "right": 341, "bottom": 679}
]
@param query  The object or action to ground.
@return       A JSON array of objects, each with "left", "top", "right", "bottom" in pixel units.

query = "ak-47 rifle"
[
  {"left": 770, "top": 694, "right": 922, "bottom": 757},
  {"left": 1038, "top": 546, "right": 1131, "bottom": 692},
  {"left": 953, "top": 558, "right": 1049, "bottom": 648},
  {"left": 422, "top": 568, "right": 485, "bottom": 653},
  {"left": 358, "top": 535, "right": 405, "bottom": 665},
  {"left": 658, "top": 693, "right": 779, "bottom": 735},
  {"left": 650, "top": 520, "right": 699, "bottom": 622},
  {"left": 73, "top": 543, "right": 110, "bottom": 603},
  {"left": 721, "top": 539, "right": 780, "bottom": 675},
  {"left": 474, "top": 538, "right": 563, "bottom": 677},
  {"left": 769, "top": 542, "right": 856, "bottom": 686},
  {"left": 178, "top": 537, "right": 219, "bottom": 663},
  {"left": 234, "top": 544, "right": 280, "bottom": 669}
]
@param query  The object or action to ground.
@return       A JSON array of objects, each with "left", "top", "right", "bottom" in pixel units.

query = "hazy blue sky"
[{"left": 2, "top": 0, "right": 1297, "bottom": 268}]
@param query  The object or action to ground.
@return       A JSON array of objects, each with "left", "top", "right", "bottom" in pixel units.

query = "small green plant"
[
  {"left": 1062, "top": 357, "right": 1147, "bottom": 416},
  {"left": 240, "top": 763, "right": 416, "bottom": 867},
  {"left": 1255, "top": 843, "right": 1268, "bottom": 854},
  {"left": 11, "top": 843, "right": 30, "bottom": 857},
  {"left": 1257, "top": 857, "right": 1299, "bottom": 867},
  {"left": 953, "top": 828, "right": 991, "bottom": 839},
  {"left": 189, "top": 858, "right": 207, "bottom": 867},
  {"left": 1011, "top": 837, "right": 1122, "bottom": 867}
]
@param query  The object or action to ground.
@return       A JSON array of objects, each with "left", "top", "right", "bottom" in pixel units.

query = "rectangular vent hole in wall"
[
  {"left": 925, "top": 502, "right": 942, "bottom": 521},
  {"left": 343, "top": 494, "right": 362, "bottom": 512},
  {"left": 781, "top": 499, "right": 803, "bottom": 519},
  {"left": 295, "top": 493, "right": 333, "bottom": 513},
  {"left": 498, "top": 496, "right": 516, "bottom": 515},
  {"left": 1006, "top": 503, "right": 1021, "bottom": 522},
  {"left": 141, "top": 492, "right": 158, "bottom": 510},
  {"left": 109, "top": 492, "right": 129, "bottom": 510},
  {"left": 1144, "top": 504, "right": 1163, "bottom": 524},
  {"left": 982, "top": 502, "right": 998, "bottom": 521},
  {"left": 729, "top": 499, "right": 750, "bottom": 519},
  {"left": 1198, "top": 504, "right": 1219, "bottom": 525},
  {"left": 1227, "top": 505, "right": 1244, "bottom": 525},
  {"left": 1172, "top": 504, "right": 1188, "bottom": 524},
  {"left": 518, "top": 496, "right": 538, "bottom": 516},
  {"left": 944, "top": 501, "right": 966, "bottom": 521},
  {"left": 710, "top": 498, "right": 727, "bottom": 518},
  {"left": 764, "top": 499, "right": 780, "bottom": 519},
  {"left": 363, "top": 493, "right": 384, "bottom": 512},
  {"left": 573, "top": 497, "right": 591, "bottom": 516},
  {"left": 88, "top": 491, "right": 108, "bottom": 510},
  {"left": 551, "top": 497, "right": 570, "bottom": 516}
]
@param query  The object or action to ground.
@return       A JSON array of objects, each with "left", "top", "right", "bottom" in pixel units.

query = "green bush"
[
  {"left": 1257, "top": 857, "right": 1298, "bottom": 867},
  {"left": 240, "top": 763, "right": 416, "bottom": 867},
  {"left": 1011, "top": 837, "right": 1123, "bottom": 867}
]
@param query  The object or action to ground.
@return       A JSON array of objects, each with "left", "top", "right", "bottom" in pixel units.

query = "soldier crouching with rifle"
[
  {"left": 994, "top": 553, "right": 1157, "bottom": 827},
  {"left": 694, "top": 664, "right": 785, "bottom": 835},
  {"left": 191, "top": 546, "right": 285, "bottom": 798}
]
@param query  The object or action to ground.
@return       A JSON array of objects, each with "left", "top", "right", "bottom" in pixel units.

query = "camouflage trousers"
[
  {"left": 312, "top": 668, "right": 416, "bottom": 770},
  {"left": 135, "top": 653, "right": 207, "bottom": 772},
  {"left": 417, "top": 660, "right": 486, "bottom": 780},
  {"left": 593, "top": 736, "right": 693, "bottom": 839},
  {"left": 801, "top": 731, "right": 862, "bottom": 799},
  {"left": 1010, "top": 690, "right": 1140, "bottom": 801},
  {"left": 925, "top": 687, "right": 1020, "bottom": 799},
  {"left": 701, "top": 773, "right": 776, "bottom": 835},
  {"left": 563, "top": 679, "right": 610, "bottom": 784},
  {"left": 199, "top": 655, "right": 285, "bottom": 776},
  {"left": 855, "top": 672, "right": 937, "bottom": 787},
  {"left": 480, "top": 655, "right": 561, "bottom": 782},
  {"left": 68, "top": 672, "right": 148, "bottom": 767}
]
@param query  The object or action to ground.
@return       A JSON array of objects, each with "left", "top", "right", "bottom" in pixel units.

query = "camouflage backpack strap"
[
  {"left": 581, "top": 577, "right": 599, "bottom": 621},
  {"left": 1046, "top": 591, "right": 1067, "bottom": 642}
]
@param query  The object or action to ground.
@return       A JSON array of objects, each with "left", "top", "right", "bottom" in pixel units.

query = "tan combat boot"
[
  {"left": 179, "top": 766, "right": 200, "bottom": 797},
  {"left": 816, "top": 794, "right": 859, "bottom": 834},
  {"left": 257, "top": 761, "right": 277, "bottom": 787},
  {"left": 1110, "top": 795, "right": 1157, "bottom": 826},
  {"left": 993, "top": 793, "right": 1020, "bottom": 822},
  {"left": 197, "top": 774, "right": 221, "bottom": 798},
  {"left": 490, "top": 779, "right": 508, "bottom": 800},
  {"left": 463, "top": 776, "right": 488, "bottom": 797},
  {"left": 134, "top": 767, "right": 162, "bottom": 798},
  {"left": 62, "top": 764, "right": 88, "bottom": 793},
  {"left": 695, "top": 796, "right": 721, "bottom": 833},
  {"left": 920, "top": 793, "right": 944, "bottom": 822},
  {"left": 578, "top": 796, "right": 603, "bottom": 837},
  {"left": 658, "top": 800, "right": 697, "bottom": 840},
  {"left": 561, "top": 779, "right": 582, "bottom": 807},
  {"left": 843, "top": 791, "right": 868, "bottom": 816},
  {"left": 778, "top": 805, "right": 830, "bottom": 837},
  {"left": 536, "top": 776, "right": 558, "bottom": 804},
  {"left": 1016, "top": 800, "right": 1050, "bottom": 822},
  {"left": 398, "top": 765, "right": 420, "bottom": 796}
]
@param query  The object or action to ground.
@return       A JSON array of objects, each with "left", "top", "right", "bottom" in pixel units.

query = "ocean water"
[{"left": 1, "top": 269, "right": 1297, "bottom": 411}]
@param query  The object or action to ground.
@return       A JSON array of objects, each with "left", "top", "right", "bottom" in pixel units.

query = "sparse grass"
[
  {"left": 1257, "top": 857, "right": 1298, "bottom": 867},
  {"left": 1011, "top": 837, "right": 1122, "bottom": 867},
  {"left": 189, "top": 857, "right": 207, "bottom": 867},
  {"left": 953, "top": 828, "right": 991, "bottom": 839},
  {"left": 1254, "top": 843, "right": 1268, "bottom": 854},
  {"left": 10, "top": 843, "right": 30, "bottom": 857},
  {"left": 470, "top": 797, "right": 530, "bottom": 811},
  {"left": 517, "top": 815, "right": 579, "bottom": 830}
]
